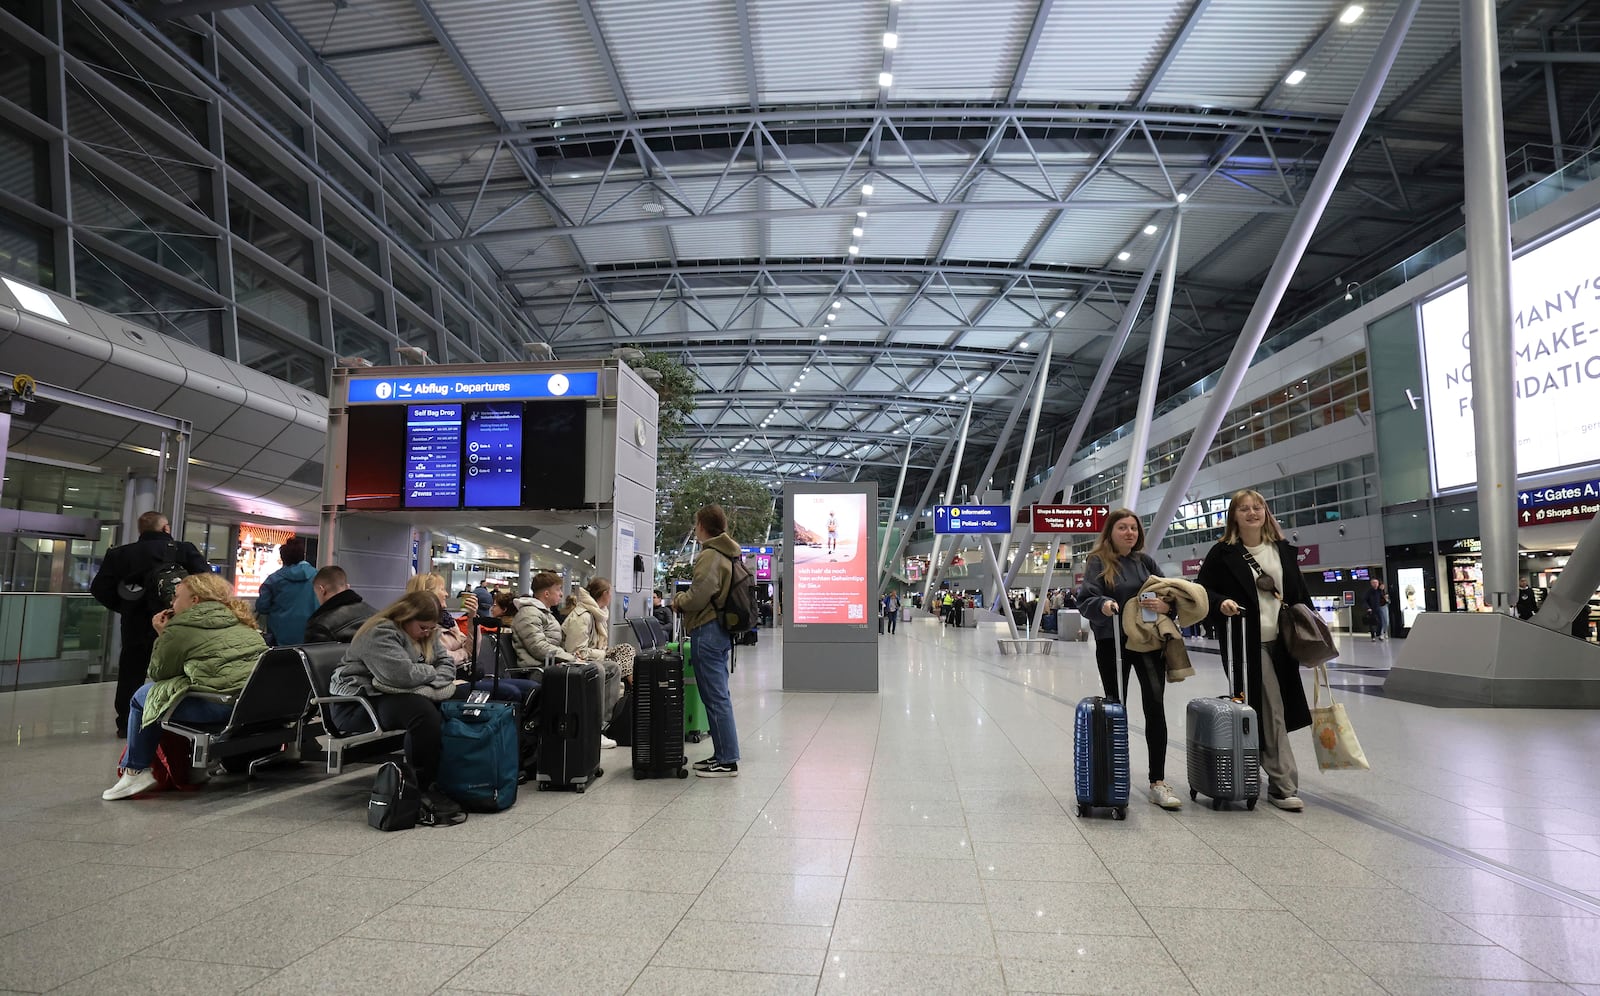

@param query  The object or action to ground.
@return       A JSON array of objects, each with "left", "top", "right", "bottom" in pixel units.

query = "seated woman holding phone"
[
  {"left": 329, "top": 591, "right": 469, "bottom": 821},
  {"left": 406, "top": 573, "right": 474, "bottom": 671}
]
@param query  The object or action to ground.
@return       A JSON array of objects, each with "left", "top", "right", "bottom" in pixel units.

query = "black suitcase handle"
[{"left": 1221, "top": 612, "right": 1247, "bottom": 700}]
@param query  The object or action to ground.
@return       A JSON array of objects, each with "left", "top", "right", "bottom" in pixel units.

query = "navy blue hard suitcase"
[
  {"left": 437, "top": 700, "right": 519, "bottom": 812},
  {"left": 1073, "top": 637, "right": 1130, "bottom": 820}
]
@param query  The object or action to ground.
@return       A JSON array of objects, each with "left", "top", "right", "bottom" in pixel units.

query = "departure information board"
[
  {"left": 463, "top": 403, "right": 523, "bottom": 507},
  {"left": 405, "top": 405, "right": 462, "bottom": 508}
]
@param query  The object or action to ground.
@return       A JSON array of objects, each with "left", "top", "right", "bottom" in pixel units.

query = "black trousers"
[
  {"left": 332, "top": 693, "right": 446, "bottom": 788},
  {"left": 113, "top": 626, "right": 155, "bottom": 731},
  {"left": 886, "top": 609, "right": 897, "bottom": 634},
  {"left": 1094, "top": 636, "right": 1168, "bottom": 783}
]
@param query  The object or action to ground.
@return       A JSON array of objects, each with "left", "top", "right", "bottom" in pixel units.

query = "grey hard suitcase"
[{"left": 1185, "top": 615, "right": 1260, "bottom": 810}]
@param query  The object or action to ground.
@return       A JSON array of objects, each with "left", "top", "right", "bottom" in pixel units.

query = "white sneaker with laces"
[
  {"left": 1149, "top": 782, "right": 1183, "bottom": 810},
  {"left": 102, "top": 768, "right": 158, "bottom": 801},
  {"left": 600, "top": 735, "right": 618, "bottom": 750}
]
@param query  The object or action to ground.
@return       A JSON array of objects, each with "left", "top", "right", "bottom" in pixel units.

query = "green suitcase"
[{"left": 667, "top": 639, "right": 709, "bottom": 743}]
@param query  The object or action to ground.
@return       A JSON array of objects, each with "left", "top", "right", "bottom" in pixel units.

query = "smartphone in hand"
[{"left": 1140, "top": 594, "right": 1159, "bottom": 623}]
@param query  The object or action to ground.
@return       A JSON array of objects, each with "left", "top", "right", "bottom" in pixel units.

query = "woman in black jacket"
[
  {"left": 1076, "top": 509, "right": 1182, "bottom": 811},
  {"left": 1195, "top": 489, "right": 1313, "bottom": 812}
]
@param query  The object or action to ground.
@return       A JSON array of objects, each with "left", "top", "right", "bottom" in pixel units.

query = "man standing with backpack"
[
  {"left": 90, "top": 511, "right": 209, "bottom": 737},
  {"left": 673, "top": 504, "right": 743, "bottom": 778}
]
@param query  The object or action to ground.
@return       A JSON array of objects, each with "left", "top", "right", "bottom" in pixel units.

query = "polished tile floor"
[{"left": 2, "top": 618, "right": 1599, "bottom": 994}]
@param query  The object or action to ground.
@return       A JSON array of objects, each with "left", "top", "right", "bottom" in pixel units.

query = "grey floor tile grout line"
[{"left": 978, "top": 662, "right": 1600, "bottom": 921}]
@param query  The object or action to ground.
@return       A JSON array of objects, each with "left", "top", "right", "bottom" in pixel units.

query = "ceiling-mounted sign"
[
  {"left": 1522, "top": 501, "right": 1600, "bottom": 525},
  {"left": 1031, "top": 504, "right": 1109, "bottom": 534},
  {"left": 933, "top": 505, "right": 1010, "bottom": 534},
  {"left": 347, "top": 371, "right": 598, "bottom": 404},
  {"left": 1519, "top": 477, "right": 1600, "bottom": 511}
]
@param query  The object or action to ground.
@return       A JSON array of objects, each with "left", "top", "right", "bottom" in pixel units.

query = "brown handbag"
[{"left": 1240, "top": 548, "right": 1339, "bottom": 668}]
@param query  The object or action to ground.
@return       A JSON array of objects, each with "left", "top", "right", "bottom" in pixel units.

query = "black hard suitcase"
[
  {"left": 1185, "top": 614, "right": 1261, "bottom": 810},
  {"left": 631, "top": 648, "right": 688, "bottom": 780},
  {"left": 535, "top": 662, "right": 603, "bottom": 793}
]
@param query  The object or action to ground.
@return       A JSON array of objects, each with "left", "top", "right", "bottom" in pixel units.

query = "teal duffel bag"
[{"left": 438, "top": 700, "right": 519, "bottom": 812}]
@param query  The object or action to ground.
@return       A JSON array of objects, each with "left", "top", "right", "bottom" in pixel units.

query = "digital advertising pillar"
[{"left": 782, "top": 481, "right": 879, "bottom": 692}]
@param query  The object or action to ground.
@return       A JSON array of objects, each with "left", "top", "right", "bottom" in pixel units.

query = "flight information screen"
[
  {"left": 463, "top": 402, "right": 523, "bottom": 507},
  {"left": 404, "top": 404, "right": 463, "bottom": 508}
]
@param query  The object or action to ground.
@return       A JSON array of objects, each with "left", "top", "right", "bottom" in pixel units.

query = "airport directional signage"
[
  {"left": 1031, "top": 503, "right": 1108, "bottom": 534},
  {"left": 1518, "top": 477, "right": 1600, "bottom": 511},
  {"left": 933, "top": 504, "right": 1010, "bottom": 534},
  {"left": 348, "top": 371, "right": 598, "bottom": 404}
]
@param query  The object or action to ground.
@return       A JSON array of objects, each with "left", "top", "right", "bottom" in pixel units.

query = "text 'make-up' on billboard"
[
  {"left": 791, "top": 491, "right": 870, "bottom": 625},
  {"left": 1420, "top": 213, "right": 1600, "bottom": 492}
]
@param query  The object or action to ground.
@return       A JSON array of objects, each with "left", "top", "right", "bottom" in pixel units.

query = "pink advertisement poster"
[{"left": 792, "top": 492, "right": 869, "bottom": 625}]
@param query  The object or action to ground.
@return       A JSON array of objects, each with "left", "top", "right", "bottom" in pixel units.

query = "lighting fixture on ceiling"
[
  {"left": 1176, "top": 192, "right": 1189, "bottom": 203},
  {"left": 852, "top": 226, "right": 863, "bottom": 237},
  {"left": 848, "top": 245, "right": 859, "bottom": 255},
  {"left": 856, "top": 210, "right": 868, "bottom": 218},
  {"left": 882, "top": 32, "right": 898, "bottom": 49},
  {"left": 1344, "top": 281, "right": 1359, "bottom": 301},
  {"left": 641, "top": 202, "right": 664, "bottom": 214},
  {"left": 1116, "top": 250, "right": 1132, "bottom": 261},
  {"left": 1019, "top": 340, "right": 1029, "bottom": 349},
  {"left": 1285, "top": 69, "right": 1307, "bottom": 86},
  {"left": 819, "top": 333, "right": 828, "bottom": 342},
  {"left": 861, "top": 183, "right": 875, "bottom": 196},
  {"left": 1053, "top": 310, "right": 1065, "bottom": 318},
  {"left": 878, "top": 72, "right": 893, "bottom": 87},
  {"left": 1143, "top": 224, "right": 1158, "bottom": 235},
  {"left": 833, "top": 300, "right": 843, "bottom": 308},
  {"left": 1339, "top": 4, "right": 1364, "bottom": 24}
]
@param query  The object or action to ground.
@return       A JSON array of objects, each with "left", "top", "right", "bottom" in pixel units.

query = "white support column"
[
  {"left": 922, "top": 398, "right": 975, "bottom": 604},
  {"left": 1146, "top": 0, "right": 1420, "bottom": 551},
  {"left": 1461, "top": 0, "right": 1518, "bottom": 613},
  {"left": 877, "top": 434, "right": 914, "bottom": 587},
  {"left": 991, "top": 336, "right": 1055, "bottom": 636},
  {"left": 1121, "top": 212, "right": 1181, "bottom": 511}
]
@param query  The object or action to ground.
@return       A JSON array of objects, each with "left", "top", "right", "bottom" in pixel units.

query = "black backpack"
[
  {"left": 117, "top": 541, "right": 188, "bottom": 613},
  {"left": 367, "top": 760, "right": 422, "bottom": 831},
  {"left": 717, "top": 552, "right": 757, "bottom": 635}
]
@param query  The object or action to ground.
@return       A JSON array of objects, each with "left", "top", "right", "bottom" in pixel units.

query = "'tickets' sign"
[{"left": 1031, "top": 504, "right": 1109, "bottom": 534}]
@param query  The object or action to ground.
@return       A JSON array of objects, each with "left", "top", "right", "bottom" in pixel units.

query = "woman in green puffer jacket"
[{"left": 102, "top": 572, "right": 266, "bottom": 801}]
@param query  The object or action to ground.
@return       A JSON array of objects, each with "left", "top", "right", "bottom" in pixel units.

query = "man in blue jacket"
[{"left": 255, "top": 537, "right": 318, "bottom": 646}]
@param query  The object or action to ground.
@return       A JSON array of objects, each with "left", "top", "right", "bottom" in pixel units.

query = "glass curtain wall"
[{"left": 0, "top": 0, "right": 535, "bottom": 393}]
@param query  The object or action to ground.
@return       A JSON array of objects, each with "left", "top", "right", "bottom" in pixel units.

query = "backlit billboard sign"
[
  {"left": 1420, "top": 213, "right": 1600, "bottom": 492},
  {"left": 791, "top": 491, "right": 870, "bottom": 625}
]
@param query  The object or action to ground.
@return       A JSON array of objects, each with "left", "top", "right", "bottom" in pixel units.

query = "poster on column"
[
  {"left": 1419, "top": 212, "right": 1600, "bottom": 492},
  {"left": 791, "top": 491, "right": 869, "bottom": 625}
]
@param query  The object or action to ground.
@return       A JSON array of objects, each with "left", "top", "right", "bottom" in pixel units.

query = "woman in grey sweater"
[{"left": 329, "top": 592, "right": 465, "bottom": 815}]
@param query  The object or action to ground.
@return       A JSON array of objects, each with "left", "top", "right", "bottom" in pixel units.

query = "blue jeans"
[
  {"left": 125, "top": 682, "right": 233, "bottom": 770},
  {"left": 690, "top": 620, "right": 738, "bottom": 763}
]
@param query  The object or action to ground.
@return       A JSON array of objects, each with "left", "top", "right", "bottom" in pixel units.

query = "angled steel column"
[
  {"left": 973, "top": 345, "right": 1053, "bottom": 500},
  {"left": 922, "top": 398, "right": 976, "bottom": 604},
  {"left": 1121, "top": 212, "right": 1182, "bottom": 511},
  {"left": 991, "top": 336, "right": 1055, "bottom": 636},
  {"left": 876, "top": 434, "right": 915, "bottom": 587},
  {"left": 1146, "top": 0, "right": 1420, "bottom": 551},
  {"left": 882, "top": 433, "right": 959, "bottom": 604},
  {"left": 1462, "top": 0, "right": 1519, "bottom": 612},
  {"left": 1000, "top": 225, "right": 1174, "bottom": 594}
]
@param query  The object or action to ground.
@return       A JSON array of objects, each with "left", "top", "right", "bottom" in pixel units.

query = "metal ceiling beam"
[
  {"left": 387, "top": 106, "right": 1342, "bottom": 156},
  {"left": 573, "top": 0, "right": 634, "bottom": 117},
  {"left": 1135, "top": 0, "right": 1214, "bottom": 104},
  {"left": 732, "top": 0, "right": 760, "bottom": 112},
  {"left": 1005, "top": 0, "right": 1056, "bottom": 104},
  {"left": 426, "top": 197, "right": 1294, "bottom": 250},
  {"left": 143, "top": 0, "right": 264, "bottom": 17}
]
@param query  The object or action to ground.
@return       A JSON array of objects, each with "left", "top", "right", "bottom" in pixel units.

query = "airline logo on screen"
[{"left": 348, "top": 372, "right": 598, "bottom": 404}]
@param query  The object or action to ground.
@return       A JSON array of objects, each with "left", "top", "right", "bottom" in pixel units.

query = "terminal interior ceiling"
[{"left": 0, "top": 0, "right": 1598, "bottom": 513}]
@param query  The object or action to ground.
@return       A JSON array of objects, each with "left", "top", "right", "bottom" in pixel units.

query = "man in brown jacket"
[{"left": 673, "top": 504, "right": 742, "bottom": 777}]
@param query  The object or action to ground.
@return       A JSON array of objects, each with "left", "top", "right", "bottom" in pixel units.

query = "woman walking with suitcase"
[
  {"left": 1076, "top": 509, "right": 1183, "bottom": 811},
  {"left": 1195, "top": 489, "right": 1313, "bottom": 812}
]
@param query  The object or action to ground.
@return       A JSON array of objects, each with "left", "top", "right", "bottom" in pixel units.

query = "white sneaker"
[
  {"left": 102, "top": 768, "right": 158, "bottom": 801},
  {"left": 600, "top": 735, "right": 618, "bottom": 750},
  {"left": 1149, "top": 782, "right": 1183, "bottom": 810},
  {"left": 1268, "top": 794, "right": 1305, "bottom": 812}
]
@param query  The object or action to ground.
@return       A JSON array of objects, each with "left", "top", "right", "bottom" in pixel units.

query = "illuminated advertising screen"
[
  {"left": 791, "top": 491, "right": 870, "bottom": 625},
  {"left": 1420, "top": 213, "right": 1600, "bottom": 492}
]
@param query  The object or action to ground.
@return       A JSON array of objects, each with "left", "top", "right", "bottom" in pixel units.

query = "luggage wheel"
[
  {"left": 1076, "top": 804, "right": 1088, "bottom": 818},
  {"left": 595, "top": 767, "right": 603, "bottom": 778},
  {"left": 634, "top": 770, "right": 646, "bottom": 780},
  {"left": 1210, "top": 798, "right": 1223, "bottom": 811},
  {"left": 686, "top": 732, "right": 704, "bottom": 743},
  {"left": 1189, "top": 788, "right": 1197, "bottom": 801},
  {"left": 675, "top": 768, "right": 688, "bottom": 779},
  {"left": 575, "top": 783, "right": 586, "bottom": 793},
  {"left": 1246, "top": 797, "right": 1258, "bottom": 811},
  {"left": 1112, "top": 808, "right": 1126, "bottom": 821}
]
